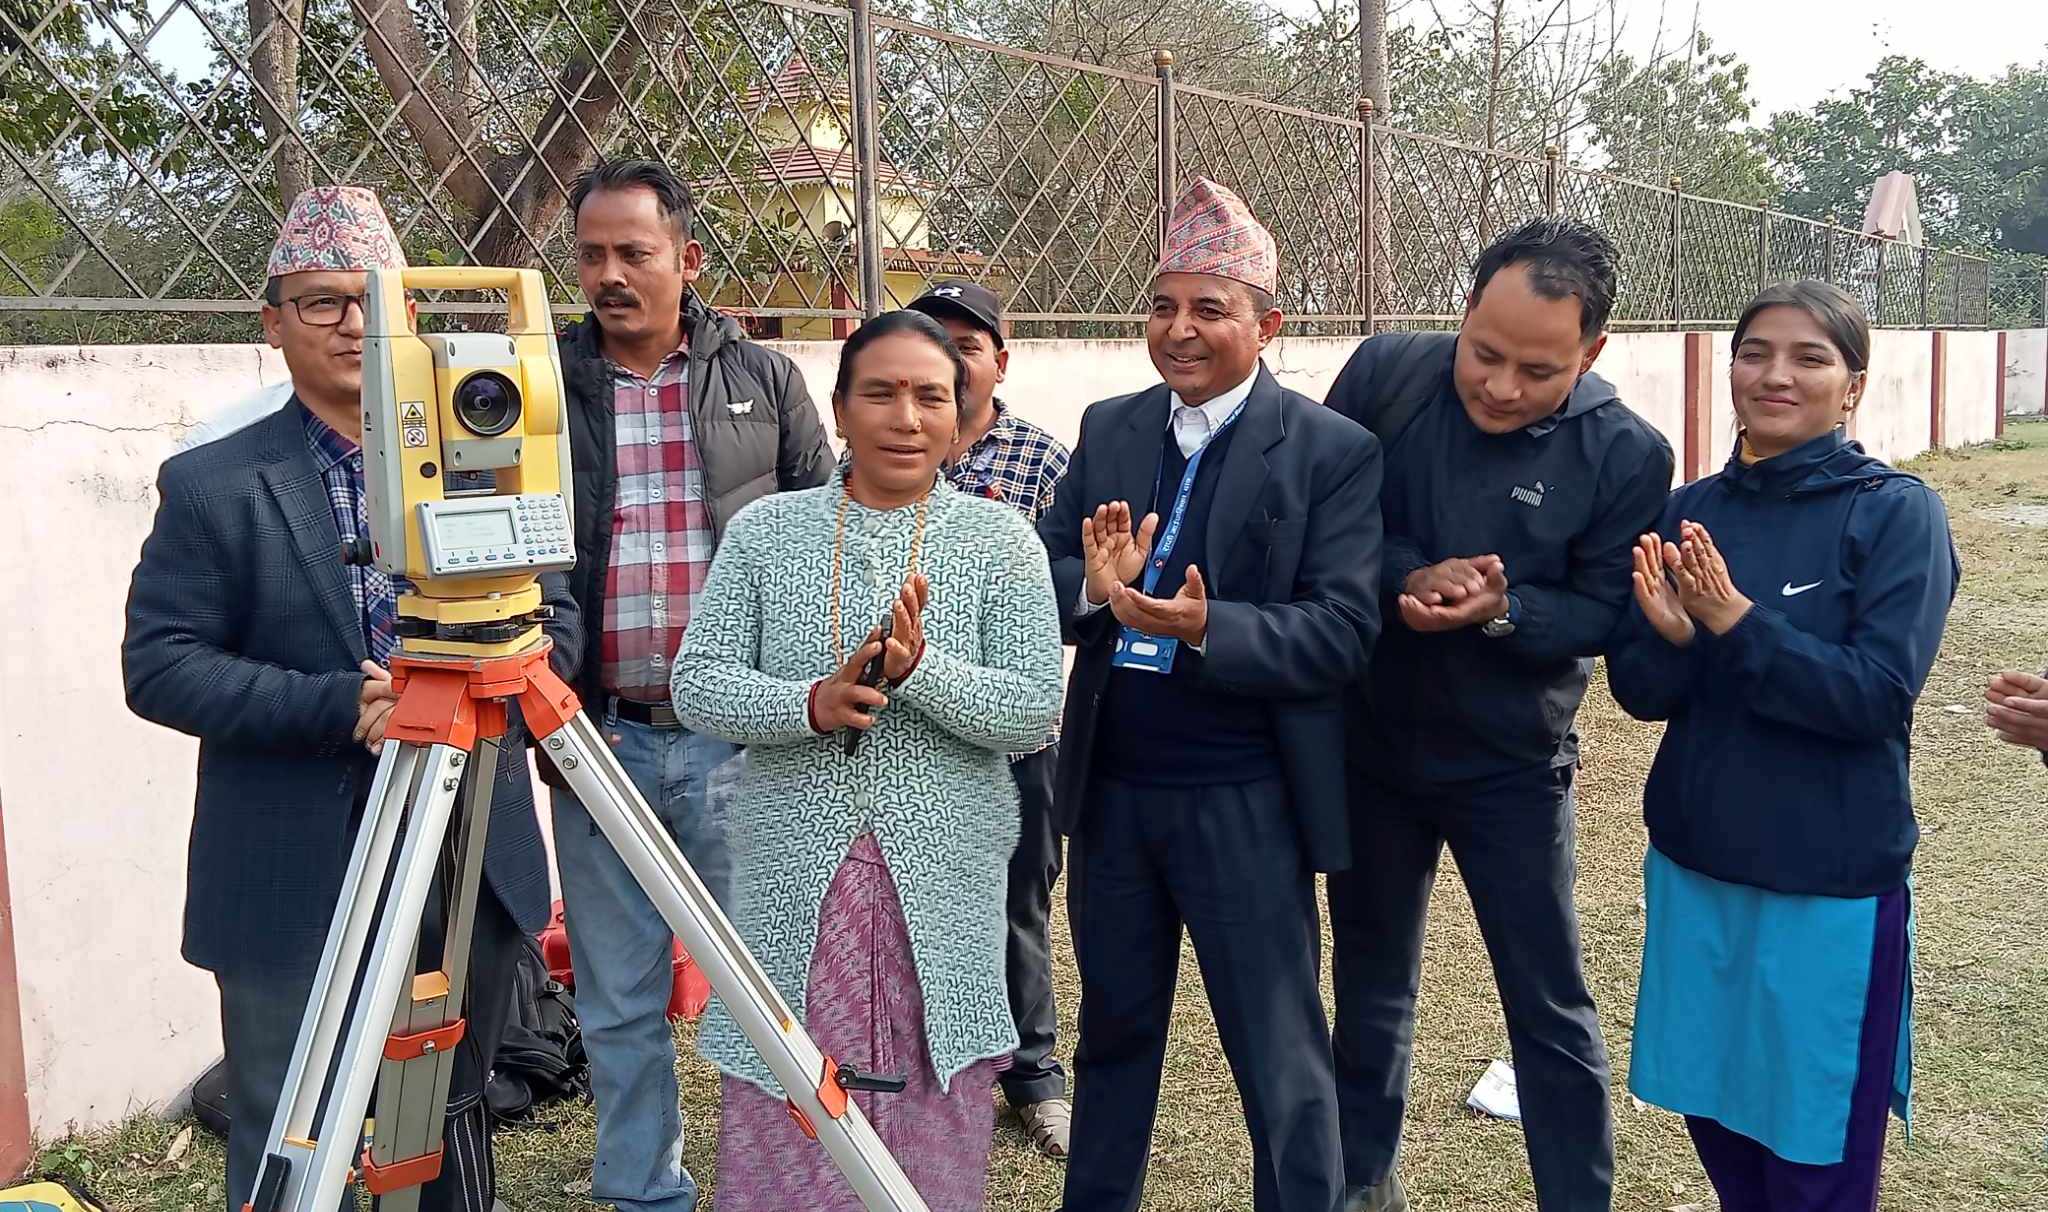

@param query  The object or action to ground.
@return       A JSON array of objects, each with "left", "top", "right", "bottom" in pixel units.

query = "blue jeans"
[{"left": 552, "top": 707, "right": 741, "bottom": 1212}]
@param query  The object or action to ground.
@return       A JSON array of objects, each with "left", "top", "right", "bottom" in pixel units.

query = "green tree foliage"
[
  {"left": 0, "top": 0, "right": 177, "bottom": 168},
  {"left": 1586, "top": 33, "right": 1774, "bottom": 203},
  {"left": 1762, "top": 54, "right": 2048, "bottom": 257},
  {"left": 1765, "top": 57, "right": 1973, "bottom": 241}
]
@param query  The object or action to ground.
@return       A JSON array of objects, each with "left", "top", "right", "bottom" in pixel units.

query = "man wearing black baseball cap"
[
  {"left": 908, "top": 278, "right": 1075, "bottom": 1158},
  {"left": 913, "top": 280, "right": 1003, "bottom": 342}
]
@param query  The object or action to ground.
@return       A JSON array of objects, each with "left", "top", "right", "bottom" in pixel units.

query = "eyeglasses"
[{"left": 282, "top": 292, "right": 369, "bottom": 327}]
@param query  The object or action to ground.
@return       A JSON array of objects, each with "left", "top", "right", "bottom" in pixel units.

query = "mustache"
[{"left": 595, "top": 288, "right": 640, "bottom": 308}]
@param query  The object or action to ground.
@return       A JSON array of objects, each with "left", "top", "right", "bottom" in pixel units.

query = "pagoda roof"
[{"left": 739, "top": 52, "right": 853, "bottom": 115}]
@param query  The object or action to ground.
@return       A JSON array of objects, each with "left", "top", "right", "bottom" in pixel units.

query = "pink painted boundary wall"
[{"left": 0, "top": 328, "right": 2010, "bottom": 1162}]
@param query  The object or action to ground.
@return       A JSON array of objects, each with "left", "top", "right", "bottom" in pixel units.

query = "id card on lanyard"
[{"left": 1111, "top": 400, "right": 1246, "bottom": 674}]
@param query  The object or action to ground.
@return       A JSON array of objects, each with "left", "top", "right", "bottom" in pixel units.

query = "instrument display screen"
[
  {"left": 435, "top": 510, "right": 515, "bottom": 549},
  {"left": 417, "top": 493, "right": 574, "bottom": 576}
]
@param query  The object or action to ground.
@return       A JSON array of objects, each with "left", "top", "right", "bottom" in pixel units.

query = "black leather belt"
[{"left": 610, "top": 696, "right": 680, "bottom": 729}]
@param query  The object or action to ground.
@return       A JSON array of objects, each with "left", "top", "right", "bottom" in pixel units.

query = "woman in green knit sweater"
[{"left": 668, "top": 309, "right": 1065, "bottom": 1210}]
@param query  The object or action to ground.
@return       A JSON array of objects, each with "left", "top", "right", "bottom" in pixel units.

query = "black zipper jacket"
[{"left": 1325, "top": 330, "right": 1675, "bottom": 788}]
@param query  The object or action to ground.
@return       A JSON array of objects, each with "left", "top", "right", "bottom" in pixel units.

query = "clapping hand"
[
  {"left": 1108, "top": 564, "right": 1209, "bottom": 646},
  {"left": 1397, "top": 555, "right": 1509, "bottom": 633},
  {"left": 1082, "top": 501, "right": 1158, "bottom": 606},
  {"left": 1986, "top": 670, "right": 2048, "bottom": 751},
  {"left": 1670, "top": 521, "right": 1752, "bottom": 636},
  {"left": 1631, "top": 535, "right": 1695, "bottom": 647},
  {"left": 883, "top": 574, "right": 929, "bottom": 683}
]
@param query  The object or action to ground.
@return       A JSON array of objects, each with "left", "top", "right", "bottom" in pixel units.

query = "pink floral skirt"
[{"left": 714, "top": 834, "right": 1001, "bottom": 1211}]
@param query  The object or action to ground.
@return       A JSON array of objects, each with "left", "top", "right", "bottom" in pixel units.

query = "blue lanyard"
[{"left": 1142, "top": 400, "right": 1245, "bottom": 594}]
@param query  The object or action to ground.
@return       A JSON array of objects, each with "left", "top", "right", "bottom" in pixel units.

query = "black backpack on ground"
[
  {"left": 484, "top": 934, "right": 591, "bottom": 1123},
  {"left": 187, "top": 935, "right": 588, "bottom": 1140},
  {"left": 191, "top": 1054, "right": 231, "bottom": 1140}
]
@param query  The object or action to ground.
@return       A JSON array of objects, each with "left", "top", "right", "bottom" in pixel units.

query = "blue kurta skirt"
[{"left": 1628, "top": 847, "right": 1913, "bottom": 1166}]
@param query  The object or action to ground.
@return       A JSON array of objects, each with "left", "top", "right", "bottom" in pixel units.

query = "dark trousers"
[
  {"left": 1062, "top": 776, "right": 1342, "bottom": 1212},
  {"left": 1685, "top": 885, "right": 1909, "bottom": 1212},
  {"left": 1003, "top": 744, "right": 1068, "bottom": 1106},
  {"left": 1328, "top": 763, "right": 1612, "bottom": 1212},
  {"left": 217, "top": 869, "right": 523, "bottom": 1212}
]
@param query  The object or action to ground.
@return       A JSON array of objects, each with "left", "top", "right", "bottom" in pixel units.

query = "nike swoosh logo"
[{"left": 1782, "top": 580, "right": 1823, "bottom": 597}]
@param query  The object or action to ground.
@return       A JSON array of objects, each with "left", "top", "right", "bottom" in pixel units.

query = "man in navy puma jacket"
[{"left": 1321, "top": 218, "right": 1672, "bottom": 1212}]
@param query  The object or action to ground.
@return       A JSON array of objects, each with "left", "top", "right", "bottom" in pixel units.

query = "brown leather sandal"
[{"left": 1016, "top": 1097, "right": 1072, "bottom": 1158}]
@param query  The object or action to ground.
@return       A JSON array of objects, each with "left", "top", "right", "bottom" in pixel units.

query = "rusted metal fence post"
[
  {"left": 1543, "top": 145, "right": 1560, "bottom": 215},
  {"left": 1918, "top": 245, "right": 1931, "bottom": 328},
  {"left": 1757, "top": 205, "right": 1771, "bottom": 292},
  {"left": 849, "top": 0, "right": 885, "bottom": 317},
  {"left": 1668, "top": 177, "right": 1683, "bottom": 327},
  {"left": 1874, "top": 241, "right": 1888, "bottom": 326},
  {"left": 1155, "top": 50, "right": 1177, "bottom": 263},
  {"left": 1358, "top": 98, "right": 1376, "bottom": 335}
]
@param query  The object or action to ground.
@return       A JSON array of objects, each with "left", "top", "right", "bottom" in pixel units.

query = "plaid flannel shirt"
[
  {"left": 941, "top": 400, "right": 1070, "bottom": 524},
  {"left": 302, "top": 407, "right": 398, "bottom": 666},
  {"left": 601, "top": 344, "right": 717, "bottom": 702},
  {"left": 943, "top": 399, "right": 1071, "bottom": 752}
]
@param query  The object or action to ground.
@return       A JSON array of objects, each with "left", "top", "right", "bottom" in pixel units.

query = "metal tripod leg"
[
  {"left": 539, "top": 710, "right": 931, "bottom": 1212},
  {"left": 245, "top": 739, "right": 471, "bottom": 1212},
  {"left": 367, "top": 735, "right": 498, "bottom": 1212}
]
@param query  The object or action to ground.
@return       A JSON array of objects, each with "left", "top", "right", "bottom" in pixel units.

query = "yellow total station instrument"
[{"left": 356, "top": 265, "right": 575, "bottom": 657}]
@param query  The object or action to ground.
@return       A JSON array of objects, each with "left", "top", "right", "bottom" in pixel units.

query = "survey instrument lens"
[{"left": 453, "top": 371, "right": 521, "bottom": 437}]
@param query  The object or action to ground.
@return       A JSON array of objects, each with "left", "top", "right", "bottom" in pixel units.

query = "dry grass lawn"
[{"left": 35, "top": 425, "right": 2048, "bottom": 1211}]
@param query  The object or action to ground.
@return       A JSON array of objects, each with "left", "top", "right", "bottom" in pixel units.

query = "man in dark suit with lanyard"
[{"left": 1040, "top": 177, "right": 1385, "bottom": 1212}]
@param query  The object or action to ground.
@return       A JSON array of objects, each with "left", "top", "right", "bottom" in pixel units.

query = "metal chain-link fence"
[
  {"left": 0, "top": 0, "right": 1996, "bottom": 340},
  {"left": 1989, "top": 255, "right": 2048, "bottom": 328}
]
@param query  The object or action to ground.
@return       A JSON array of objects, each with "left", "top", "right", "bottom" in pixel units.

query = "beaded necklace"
[{"left": 828, "top": 474, "right": 932, "bottom": 668}]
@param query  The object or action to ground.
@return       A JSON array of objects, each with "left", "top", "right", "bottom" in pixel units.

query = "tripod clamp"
[
  {"left": 787, "top": 1056, "right": 910, "bottom": 1140},
  {"left": 836, "top": 1064, "right": 909, "bottom": 1095}
]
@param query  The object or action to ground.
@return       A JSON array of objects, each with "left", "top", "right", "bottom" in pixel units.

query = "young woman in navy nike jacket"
[{"left": 1607, "top": 280, "right": 1959, "bottom": 1211}]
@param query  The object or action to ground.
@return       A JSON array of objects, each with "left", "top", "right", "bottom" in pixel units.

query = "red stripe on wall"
[
  {"left": 0, "top": 796, "right": 33, "bottom": 1180},
  {"left": 1681, "top": 331, "right": 1712, "bottom": 482},
  {"left": 1997, "top": 331, "right": 2009, "bottom": 438},
  {"left": 1930, "top": 331, "right": 1948, "bottom": 450}
]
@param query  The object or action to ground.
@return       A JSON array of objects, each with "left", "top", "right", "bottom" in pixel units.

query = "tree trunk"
[
  {"left": 352, "top": 0, "right": 490, "bottom": 208},
  {"left": 348, "top": 0, "right": 669, "bottom": 267},
  {"left": 246, "top": 0, "right": 310, "bottom": 204},
  {"left": 1478, "top": 0, "right": 1506, "bottom": 247},
  {"left": 1359, "top": 0, "right": 1389, "bottom": 114},
  {"left": 448, "top": 0, "right": 477, "bottom": 106},
  {"left": 1360, "top": 0, "right": 1389, "bottom": 321}
]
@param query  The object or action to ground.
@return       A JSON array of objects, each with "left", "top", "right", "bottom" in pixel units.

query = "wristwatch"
[{"left": 1481, "top": 594, "right": 1519, "bottom": 639}]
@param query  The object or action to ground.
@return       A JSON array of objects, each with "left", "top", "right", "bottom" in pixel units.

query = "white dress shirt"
[{"left": 1166, "top": 370, "right": 1258, "bottom": 457}]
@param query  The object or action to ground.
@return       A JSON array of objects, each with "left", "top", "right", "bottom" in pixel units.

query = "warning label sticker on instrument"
[{"left": 400, "top": 400, "right": 429, "bottom": 448}]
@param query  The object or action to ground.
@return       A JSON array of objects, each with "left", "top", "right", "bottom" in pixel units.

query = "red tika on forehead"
[{"left": 1155, "top": 176, "right": 1278, "bottom": 296}]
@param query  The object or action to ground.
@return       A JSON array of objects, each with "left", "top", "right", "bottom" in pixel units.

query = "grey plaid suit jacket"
[{"left": 122, "top": 401, "right": 579, "bottom": 973}]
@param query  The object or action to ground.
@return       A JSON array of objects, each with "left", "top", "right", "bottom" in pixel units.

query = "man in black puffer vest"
[{"left": 550, "top": 159, "right": 831, "bottom": 1212}]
